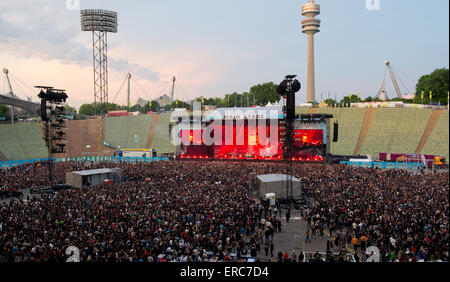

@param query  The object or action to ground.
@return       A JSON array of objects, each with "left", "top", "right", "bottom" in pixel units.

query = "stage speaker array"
[{"left": 333, "top": 122, "right": 339, "bottom": 143}]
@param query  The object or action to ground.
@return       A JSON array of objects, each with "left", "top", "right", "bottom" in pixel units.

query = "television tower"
[
  {"left": 302, "top": 0, "right": 321, "bottom": 103},
  {"left": 80, "top": 9, "right": 118, "bottom": 113}
]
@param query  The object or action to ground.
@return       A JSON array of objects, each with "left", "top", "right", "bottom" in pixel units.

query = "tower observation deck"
[{"left": 302, "top": 0, "right": 321, "bottom": 103}]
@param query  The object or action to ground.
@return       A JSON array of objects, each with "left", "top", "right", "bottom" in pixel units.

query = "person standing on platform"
[
  {"left": 269, "top": 241, "right": 274, "bottom": 257},
  {"left": 286, "top": 208, "right": 291, "bottom": 223},
  {"left": 305, "top": 229, "right": 311, "bottom": 243}
]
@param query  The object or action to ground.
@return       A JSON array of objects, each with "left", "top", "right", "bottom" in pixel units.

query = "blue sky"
[{"left": 0, "top": 0, "right": 448, "bottom": 107}]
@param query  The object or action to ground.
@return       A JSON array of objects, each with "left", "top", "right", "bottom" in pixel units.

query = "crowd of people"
[
  {"left": 300, "top": 165, "right": 449, "bottom": 262},
  {"left": 0, "top": 160, "right": 448, "bottom": 262}
]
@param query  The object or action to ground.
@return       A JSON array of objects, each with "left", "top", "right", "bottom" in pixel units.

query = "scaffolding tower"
[{"left": 81, "top": 9, "right": 118, "bottom": 114}]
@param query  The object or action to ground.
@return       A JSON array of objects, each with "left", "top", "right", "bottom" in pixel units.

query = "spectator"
[{"left": 0, "top": 160, "right": 447, "bottom": 263}]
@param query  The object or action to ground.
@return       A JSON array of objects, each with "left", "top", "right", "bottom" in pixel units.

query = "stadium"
[
  {"left": 0, "top": 0, "right": 449, "bottom": 269},
  {"left": 1, "top": 107, "right": 448, "bottom": 165},
  {"left": 1, "top": 105, "right": 448, "bottom": 263}
]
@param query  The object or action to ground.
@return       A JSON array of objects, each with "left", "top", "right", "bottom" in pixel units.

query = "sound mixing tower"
[{"left": 276, "top": 75, "right": 301, "bottom": 200}]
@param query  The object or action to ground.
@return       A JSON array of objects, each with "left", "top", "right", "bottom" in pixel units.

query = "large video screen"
[{"left": 293, "top": 129, "right": 324, "bottom": 147}]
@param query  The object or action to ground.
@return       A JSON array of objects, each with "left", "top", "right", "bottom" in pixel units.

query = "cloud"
[
  {"left": 0, "top": 0, "right": 160, "bottom": 82},
  {"left": 110, "top": 58, "right": 159, "bottom": 82}
]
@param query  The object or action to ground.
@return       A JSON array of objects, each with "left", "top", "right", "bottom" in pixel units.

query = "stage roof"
[
  {"left": 72, "top": 168, "right": 119, "bottom": 176},
  {"left": 256, "top": 174, "right": 300, "bottom": 183}
]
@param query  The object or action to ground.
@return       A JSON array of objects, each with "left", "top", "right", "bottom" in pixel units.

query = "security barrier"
[
  {"left": 0, "top": 156, "right": 170, "bottom": 168},
  {"left": 340, "top": 161, "right": 424, "bottom": 170}
]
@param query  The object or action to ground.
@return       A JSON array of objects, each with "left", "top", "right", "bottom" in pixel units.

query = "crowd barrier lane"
[
  {"left": 340, "top": 161, "right": 424, "bottom": 170},
  {"left": 0, "top": 156, "right": 170, "bottom": 168}
]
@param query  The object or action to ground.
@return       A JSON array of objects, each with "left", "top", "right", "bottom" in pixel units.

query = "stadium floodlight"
[
  {"left": 81, "top": 9, "right": 118, "bottom": 114},
  {"left": 81, "top": 9, "right": 118, "bottom": 33}
]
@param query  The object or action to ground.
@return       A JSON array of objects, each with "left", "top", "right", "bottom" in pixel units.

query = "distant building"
[
  {"left": 156, "top": 94, "right": 174, "bottom": 107},
  {"left": 376, "top": 81, "right": 388, "bottom": 101},
  {"left": 137, "top": 98, "right": 149, "bottom": 107}
]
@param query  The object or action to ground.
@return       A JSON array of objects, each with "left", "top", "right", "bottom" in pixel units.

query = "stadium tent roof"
[
  {"left": 73, "top": 168, "right": 118, "bottom": 176},
  {"left": 256, "top": 174, "right": 300, "bottom": 183}
]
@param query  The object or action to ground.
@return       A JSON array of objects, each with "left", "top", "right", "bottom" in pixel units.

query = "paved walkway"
[{"left": 255, "top": 210, "right": 330, "bottom": 262}]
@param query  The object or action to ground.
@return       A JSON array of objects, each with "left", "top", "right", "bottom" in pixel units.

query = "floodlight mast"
[{"left": 81, "top": 9, "right": 118, "bottom": 114}]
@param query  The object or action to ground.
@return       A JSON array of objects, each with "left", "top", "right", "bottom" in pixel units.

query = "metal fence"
[{"left": 340, "top": 161, "right": 424, "bottom": 170}]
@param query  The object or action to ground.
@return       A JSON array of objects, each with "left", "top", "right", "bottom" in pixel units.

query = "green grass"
[
  {"left": 0, "top": 123, "right": 47, "bottom": 161},
  {"left": 421, "top": 110, "right": 449, "bottom": 161},
  {"left": 1, "top": 109, "right": 448, "bottom": 160},
  {"left": 359, "top": 108, "right": 433, "bottom": 158},
  {"left": 316, "top": 108, "right": 366, "bottom": 156},
  {"left": 104, "top": 115, "right": 153, "bottom": 149},
  {"left": 151, "top": 113, "right": 175, "bottom": 154}
]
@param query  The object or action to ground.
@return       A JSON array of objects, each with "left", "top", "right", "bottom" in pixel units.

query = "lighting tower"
[
  {"left": 80, "top": 9, "right": 118, "bottom": 114},
  {"left": 36, "top": 86, "right": 68, "bottom": 185},
  {"left": 302, "top": 0, "right": 321, "bottom": 103}
]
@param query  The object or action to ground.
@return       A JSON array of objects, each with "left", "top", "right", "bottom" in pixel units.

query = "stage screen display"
[
  {"left": 212, "top": 124, "right": 282, "bottom": 159},
  {"left": 177, "top": 116, "right": 330, "bottom": 161},
  {"left": 294, "top": 129, "right": 324, "bottom": 147}
]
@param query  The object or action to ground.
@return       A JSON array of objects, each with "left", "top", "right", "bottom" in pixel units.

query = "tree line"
[
  {"left": 77, "top": 82, "right": 281, "bottom": 116},
  {"left": 1, "top": 69, "right": 447, "bottom": 119},
  {"left": 75, "top": 68, "right": 448, "bottom": 116}
]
